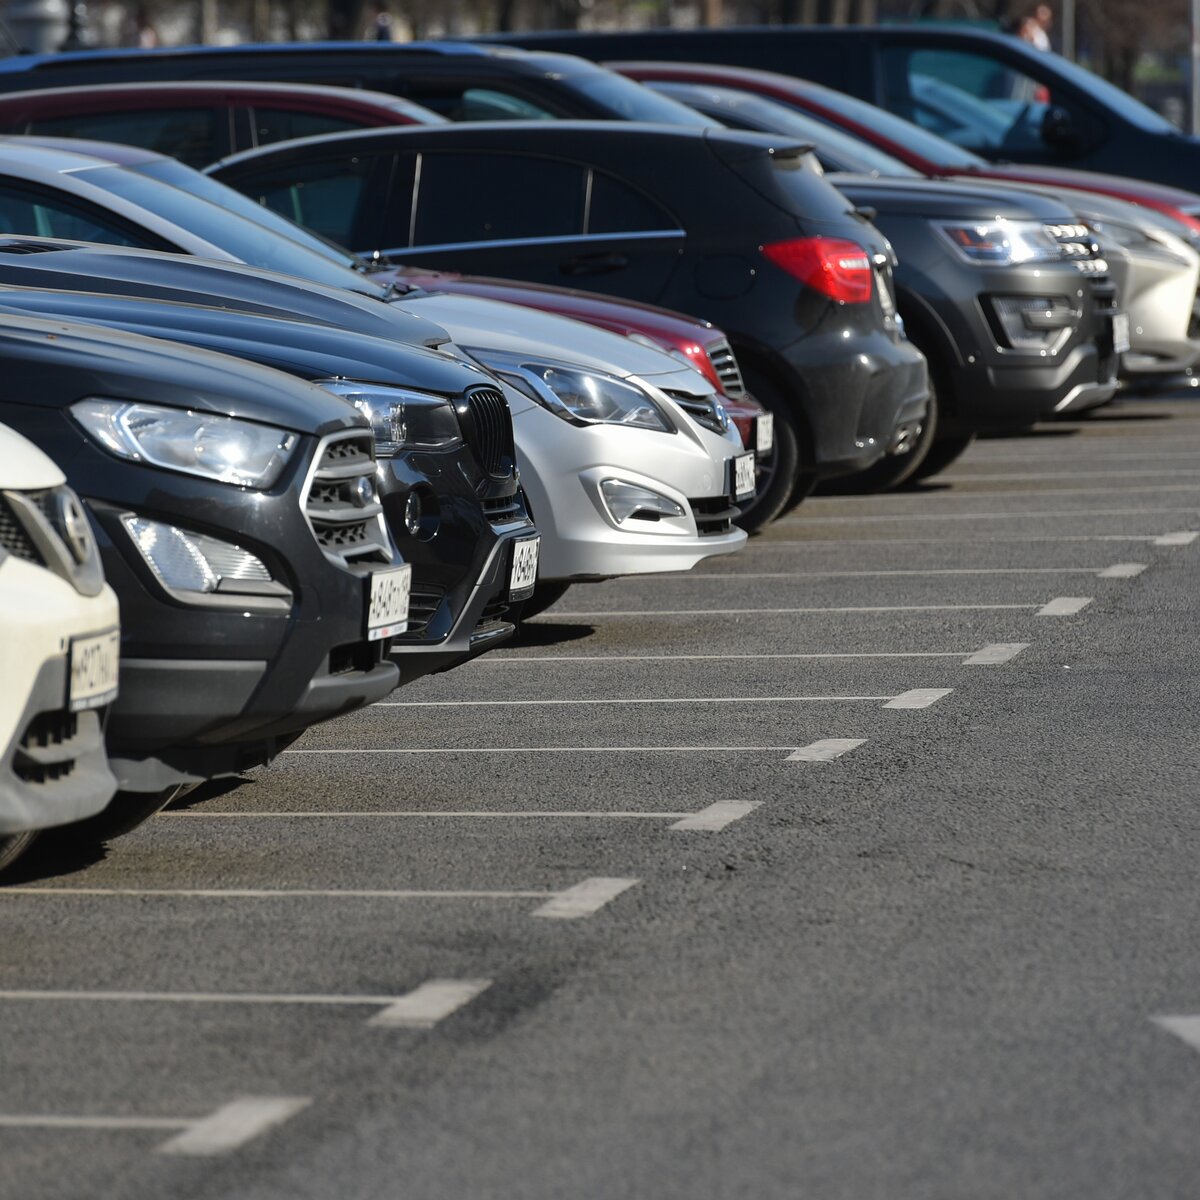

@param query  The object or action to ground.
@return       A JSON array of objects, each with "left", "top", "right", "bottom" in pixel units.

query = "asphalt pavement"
[{"left": 4, "top": 395, "right": 1200, "bottom": 1200}]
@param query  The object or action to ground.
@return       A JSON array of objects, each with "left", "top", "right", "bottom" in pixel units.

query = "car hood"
[
  {"left": 0, "top": 238, "right": 453, "bottom": 349},
  {"left": 0, "top": 289, "right": 496, "bottom": 400},
  {"left": 0, "top": 312, "right": 367, "bottom": 435},
  {"left": 396, "top": 292, "right": 716, "bottom": 395},
  {"left": 0, "top": 421, "right": 66, "bottom": 489},
  {"left": 959, "top": 163, "right": 1200, "bottom": 216},
  {"left": 831, "top": 173, "right": 1074, "bottom": 223}
]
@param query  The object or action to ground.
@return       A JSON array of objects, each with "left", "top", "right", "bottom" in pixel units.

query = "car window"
[
  {"left": 249, "top": 106, "right": 373, "bottom": 148},
  {"left": 411, "top": 152, "right": 585, "bottom": 247},
  {"left": 587, "top": 170, "right": 676, "bottom": 234},
  {"left": 403, "top": 84, "right": 556, "bottom": 123},
  {"left": 26, "top": 107, "right": 220, "bottom": 169},
  {"left": 0, "top": 180, "right": 146, "bottom": 244}
]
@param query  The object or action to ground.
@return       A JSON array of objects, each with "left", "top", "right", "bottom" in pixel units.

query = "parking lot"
[{"left": 4, "top": 395, "right": 1200, "bottom": 1200}]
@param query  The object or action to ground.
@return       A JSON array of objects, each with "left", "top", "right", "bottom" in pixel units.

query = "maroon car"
[{"left": 612, "top": 62, "right": 1200, "bottom": 237}]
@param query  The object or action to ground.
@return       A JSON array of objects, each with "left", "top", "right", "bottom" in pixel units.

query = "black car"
[
  {"left": 211, "top": 120, "right": 929, "bottom": 493},
  {"left": 475, "top": 25, "right": 1200, "bottom": 192},
  {"left": 652, "top": 80, "right": 1119, "bottom": 480},
  {"left": 0, "top": 239, "right": 537, "bottom": 687},
  {"left": 0, "top": 311, "right": 404, "bottom": 828}
]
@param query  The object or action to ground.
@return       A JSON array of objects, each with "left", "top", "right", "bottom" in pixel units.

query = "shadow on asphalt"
[
  {"left": 511, "top": 621, "right": 596, "bottom": 648},
  {"left": 2, "top": 831, "right": 108, "bottom": 885}
]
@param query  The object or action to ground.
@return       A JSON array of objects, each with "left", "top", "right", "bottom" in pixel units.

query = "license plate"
[
  {"left": 509, "top": 535, "right": 540, "bottom": 601},
  {"left": 754, "top": 412, "right": 774, "bottom": 456},
  {"left": 68, "top": 628, "right": 120, "bottom": 712},
  {"left": 731, "top": 452, "right": 756, "bottom": 501},
  {"left": 1112, "top": 311, "right": 1131, "bottom": 355},
  {"left": 366, "top": 564, "right": 411, "bottom": 641}
]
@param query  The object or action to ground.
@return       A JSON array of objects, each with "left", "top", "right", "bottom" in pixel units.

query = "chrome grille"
[
  {"left": 301, "top": 431, "right": 392, "bottom": 567},
  {"left": 461, "top": 386, "right": 515, "bottom": 480},
  {"left": 707, "top": 340, "right": 745, "bottom": 397},
  {"left": 666, "top": 391, "right": 728, "bottom": 435},
  {"left": 0, "top": 494, "right": 42, "bottom": 564}
]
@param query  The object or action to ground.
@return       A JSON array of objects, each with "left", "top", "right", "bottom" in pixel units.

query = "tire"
[
  {"left": 910, "top": 433, "right": 975, "bottom": 482},
  {"left": 0, "top": 832, "right": 36, "bottom": 875},
  {"left": 735, "top": 356, "right": 808, "bottom": 524},
  {"left": 58, "top": 785, "right": 186, "bottom": 844},
  {"left": 518, "top": 581, "right": 572, "bottom": 620}
]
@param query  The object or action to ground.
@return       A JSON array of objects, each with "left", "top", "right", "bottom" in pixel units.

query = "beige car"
[{"left": 0, "top": 423, "right": 120, "bottom": 873}]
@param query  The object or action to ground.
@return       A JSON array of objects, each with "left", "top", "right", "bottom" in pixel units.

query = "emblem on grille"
[{"left": 56, "top": 491, "right": 93, "bottom": 564}]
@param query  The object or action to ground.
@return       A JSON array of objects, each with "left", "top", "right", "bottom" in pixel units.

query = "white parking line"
[
  {"left": 1154, "top": 531, "right": 1199, "bottom": 545},
  {"left": 884, "top": 689, "right": 953, "bottom": 709},
  {"left": 543, "top": 605, "right": 1034, "bottom": 618},
  {"left": 531, "top": 877, "right": 639, "bottom": 920},
  {"left": 787, "top": 485, "right": 1200, "bottom": 503},
  {"left": 1036, "top": 597, "right": 1094, "bottom": 616},
  {"left": 669, "top": 801, "right": 761, "bottom": 831},
  {"left": 662, "top": 567, "right": 1126, "bottom": 579},
  {"left": 286, "top": 746, "right": 804, "bottom": 756},
  {"left": 0, "top": 1096, "right": 311, "bottom": 1157},
  {"left": 158, "top": 1096, "right": 311, "bottom": 1156},
  {"left": 165, "top": 810, "right": 692, "bottom": 819},
  {"left": 748, "top": 532, "right": 1195, "bottom": 546},
  {"left": 963, "top": 643, "right": 1030, "bottom": 665},
  {"left": 1151, "top": 1015, "right": 1200, "bottom": 1053},
  {"left": 0, "top": 981, "right": 493, "bottom": 1029},
  {"left": 370, "top": 980, "right": 493, "bottom": 1028},
  {"left": 786, "top": 739, "right": 867, "bottom": 762},
  {"left": 777, "top": 508, "right": 1200, "bottom": 524},
  {"left": 939, "top": 469, "right": 1200, "bottom": 482},
  {"left": 376, "top": 695, "right": 895, "bottom": 707},
  {"left": 482, "top": 647, "right": 1022, "bottom": 664},
  {"left": 1097, "top": 563, "right": 1147, "bottom": 577}
]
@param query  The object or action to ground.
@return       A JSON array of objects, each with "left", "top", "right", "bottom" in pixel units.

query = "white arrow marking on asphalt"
[
  {"left": 669, "top": 801, "right": 761, "bottom": 831},
  {"left": 370, "top": 980, "right": 493, "bottom": 1029},
  {"left": 531, "top": 877, "right": 639, "bottom": 920},
  {"left": 786, "top": 739, "right": 867, "bottom": 762},
  {"left": 1098, "top": 563, "right": 1147, "bottom": 578},
  {"left": 1036, "top": 597, "right": 1094, "bottom": 616},
  {"left": 1153, "top": 531, "right": 1199, "bottom": 545},
  {"left": 963, "top": 643, "right": 1030, "bottom": 665},
  {"left": 884, "top": 689, "right": 953, "bottom": 709},
  {"left": 158, "top": 1096, "right": 311, "bottom": 1156}
]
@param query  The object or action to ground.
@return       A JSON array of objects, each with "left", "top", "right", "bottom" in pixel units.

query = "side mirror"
[{"left": 1041, "top": 105, "right": 1075, "bottom": 147}]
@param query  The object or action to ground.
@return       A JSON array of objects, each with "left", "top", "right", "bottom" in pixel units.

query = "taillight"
[{"left": 761, "top": 237, "right": 873, "bottom": 304}]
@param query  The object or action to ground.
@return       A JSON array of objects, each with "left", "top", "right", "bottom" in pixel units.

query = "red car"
[{"left": 612, "top": 62, "right": 1200, "bottom": 237}]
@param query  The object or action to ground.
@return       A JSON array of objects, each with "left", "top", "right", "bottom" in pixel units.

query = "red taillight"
[{"left": 761, "top": 237, "right": 873, "bottom": 304}]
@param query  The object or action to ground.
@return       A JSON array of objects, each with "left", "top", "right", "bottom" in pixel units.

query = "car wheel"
[
  {"left": 59, "top": 786, "right": 186, "bottom": 844},
  {"left": 519, "top": 581, "right": 572, "bottom": 619},
  {"left": 735, "top": 358, "right": 806, "bottom": 525},
  {"left": 0, "top": 832, "right": 36, "bottom": 875},
  {"left": 910, "top": 433, "right": 975, "bottom": 482}
]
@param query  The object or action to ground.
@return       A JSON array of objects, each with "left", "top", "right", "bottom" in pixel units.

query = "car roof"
[
  {"left": 0, "top": 138, "right": 120, "bottom": 173},
  {"left": 8, "top": 135, "right": 170, "bottom": 167}
]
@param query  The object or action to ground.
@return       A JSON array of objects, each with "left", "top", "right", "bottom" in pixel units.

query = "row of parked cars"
[{"left": 3, "top": 27, "right": 1198, "bottom": 874}]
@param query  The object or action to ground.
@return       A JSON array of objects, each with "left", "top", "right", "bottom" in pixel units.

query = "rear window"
[{"left": 250, "top": 106, "right": 372, "bottom": 147}]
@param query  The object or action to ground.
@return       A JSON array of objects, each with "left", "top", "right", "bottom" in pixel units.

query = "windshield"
[
  {"left": 1041, "top": 52, "right": 1180, "bottom": 134},
  {"left": 652, "top": 82, "right": 920, "bottom": 177},
  {"left": 567, "top": 64, "right": 720, "bottom": 127},
  {"left": 84, "top": 164, "right": 389, "bottom": 296}
]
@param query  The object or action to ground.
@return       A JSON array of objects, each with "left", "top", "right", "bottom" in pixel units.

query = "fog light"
[
  {"left": 121, "top": 515, "right": 272, "bottom": 594},
  {"left": 990, "top": 295, "right": 1076, "bottom": 352},
  {"left": 600, "top": 479, "right": 685, "bottom": 525},
  {"left": 404, "top": 490, "right": 423, "bottom": 536}
]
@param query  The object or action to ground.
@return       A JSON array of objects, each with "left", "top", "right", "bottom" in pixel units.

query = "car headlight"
[
  {"left": 935, "top": 219, "right": 1065, "bottom": 266},
  {"left": 317, "top": 380, "right": 462, "bottom": 457},
  {"left": 467, "top": 349, "right": 674, "bottom": 433},
  {"left": 71, "top": 399, "right": 297, "bottom": 489}
]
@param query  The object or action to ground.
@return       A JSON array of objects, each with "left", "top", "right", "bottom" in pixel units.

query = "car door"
[{"left": 381, "top": 148, "right": 683, "bottom": 303}]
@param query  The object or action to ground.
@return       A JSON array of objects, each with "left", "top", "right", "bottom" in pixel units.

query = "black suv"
[
  {"left": 212, "top": 121, "right": 929, "bottom": 492},
  {"left": 0, "top": 312, "right": 403, "bottom": 815},
  {"left": 0, "top": 239, "right": 537, "bottom": 686}
]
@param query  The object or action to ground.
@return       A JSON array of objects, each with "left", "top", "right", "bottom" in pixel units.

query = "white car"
[
  {"left": 0, "top": 423, "right": 120, "bottom": 872},
  {"left": 406, "top": 293, "right": 750, "bottom": 587}
]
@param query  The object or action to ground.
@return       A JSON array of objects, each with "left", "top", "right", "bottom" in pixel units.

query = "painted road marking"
[
  {"left": 287, "top": 747, "right": 811, "bottom": 756},
  {"left": 780, "top": 486, "right": 1200, "bottom": 506},
  {"left": 1037, "top": 597, "right": 1094, "bottom": 616},
  {"left": 158, "top": 1096, "right": 311, "bottom": 1157},
  {"left": 884, "top": 689, "right": 953, "bottom": 710},
  {"left": 1152, "top": 1015, "right": 1200, "bottom": 1053},
  {"left": 531, "top": 877, "right": 639, "bottom": 920},
  {"left": 963, "top": 643, "right": 1030, "bottom": 665},
  {"left": 775, "top": 508, "right": 1200, "bottom": 525},
  {"left": 369, "top": 980, "right": 493, "bottom": 1029},
  {"left": 669, "top": 801, "right": 761, "bottom": 831},
  {"left": 1097, "top": 563, "right": 1147, "bottom": 578},
  {"left": 541, "top": 605, "right": 1035, "bottom": 619},
  {"left": 483, "top": 649, "right": 1012, "bottom": 665},
  {"left": 652, "top": 566, "right": 1132, "bottom": 579},
  {"left": 786, "top": 739, "right": 867, "bottom": 762},
  {"left": 747, "top": 534, "right": 1193, "bottom": 546},
  {"left": 938, "top": 469, "right": 1200, "bottom": 481},
  {"left": 0, "top": 1097, "right": 310, "bottom": 1157},
  {"left": 1154, "top": 531, "right": 1199, "bottom": 545},
  {"left": 376, "top": 695, "right": 895, "bottom": 708},
  {"left": 166, "top": 810, "right": 691, "bottom": 820}
]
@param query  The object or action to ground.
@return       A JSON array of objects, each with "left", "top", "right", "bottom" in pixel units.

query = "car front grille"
[
  {"left": 302, "top": 431, "right": 392, "bottom": 567},
  {"left": 460, "top": 386, "right": 515, "bottom": 481},
  {"left": 689, "top": 495, "right": 740, "bottom": 536},
  {"left": 666, "top": 392, "right": 728, "bottom": 435},
  {"left": 474, "top": 595, "right": 512, "bottom": 637},
  {"left": 0, "top": 494, "right": 42, "bottom": 564},
  {"left": 707, "top": 340, "right": 746, "bottom": 397}
]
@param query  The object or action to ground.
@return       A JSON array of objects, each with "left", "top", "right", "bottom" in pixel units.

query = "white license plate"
[
  {"left": 1112, "top": 311, "right": 1131, "bottom": 355},
  {"left": 510, "top": 536, "right": 540, "bottom": 600},
  {"left": 754, "top": 412, "right": 774, "bottom": 456},
  {"left": 367, "top": 564, "right": 411, "bottom": 641},
  {"left": 68, "top": 628, "right": 120, "bottom": 712},
  {"left": 731, "top": 452, "right": 756, "bottom": 501}
]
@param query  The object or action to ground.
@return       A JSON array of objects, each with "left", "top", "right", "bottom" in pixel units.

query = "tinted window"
[
  {"left": 403, "top": 83, "right": 556, "bottom": 122},
  {"left": 587, "top": 171, "right": 675, "bottom": 234},
  {"left": 564, "top": 67, "right": 715, "bottom": 126},
  {"left": 28, "top": 107, "right": 219, "bottom": 168},
  {"left": 412, "top": 152, "right": 585, "bottom": 246},
  {"left": 250, "top": 106, "right": 370, "bottom": 147},
  {"left": 0, "top": 180, "right": 145, "bottom": 244}
]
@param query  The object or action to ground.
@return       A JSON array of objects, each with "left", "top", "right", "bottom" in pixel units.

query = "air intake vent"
[{"left": 0, "top": 495, "right": 42, "bottom": 564}]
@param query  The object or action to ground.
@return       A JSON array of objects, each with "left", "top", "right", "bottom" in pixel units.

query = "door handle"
[{"left": 559, "top": 252, "right": 629, "bottom": 277}]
